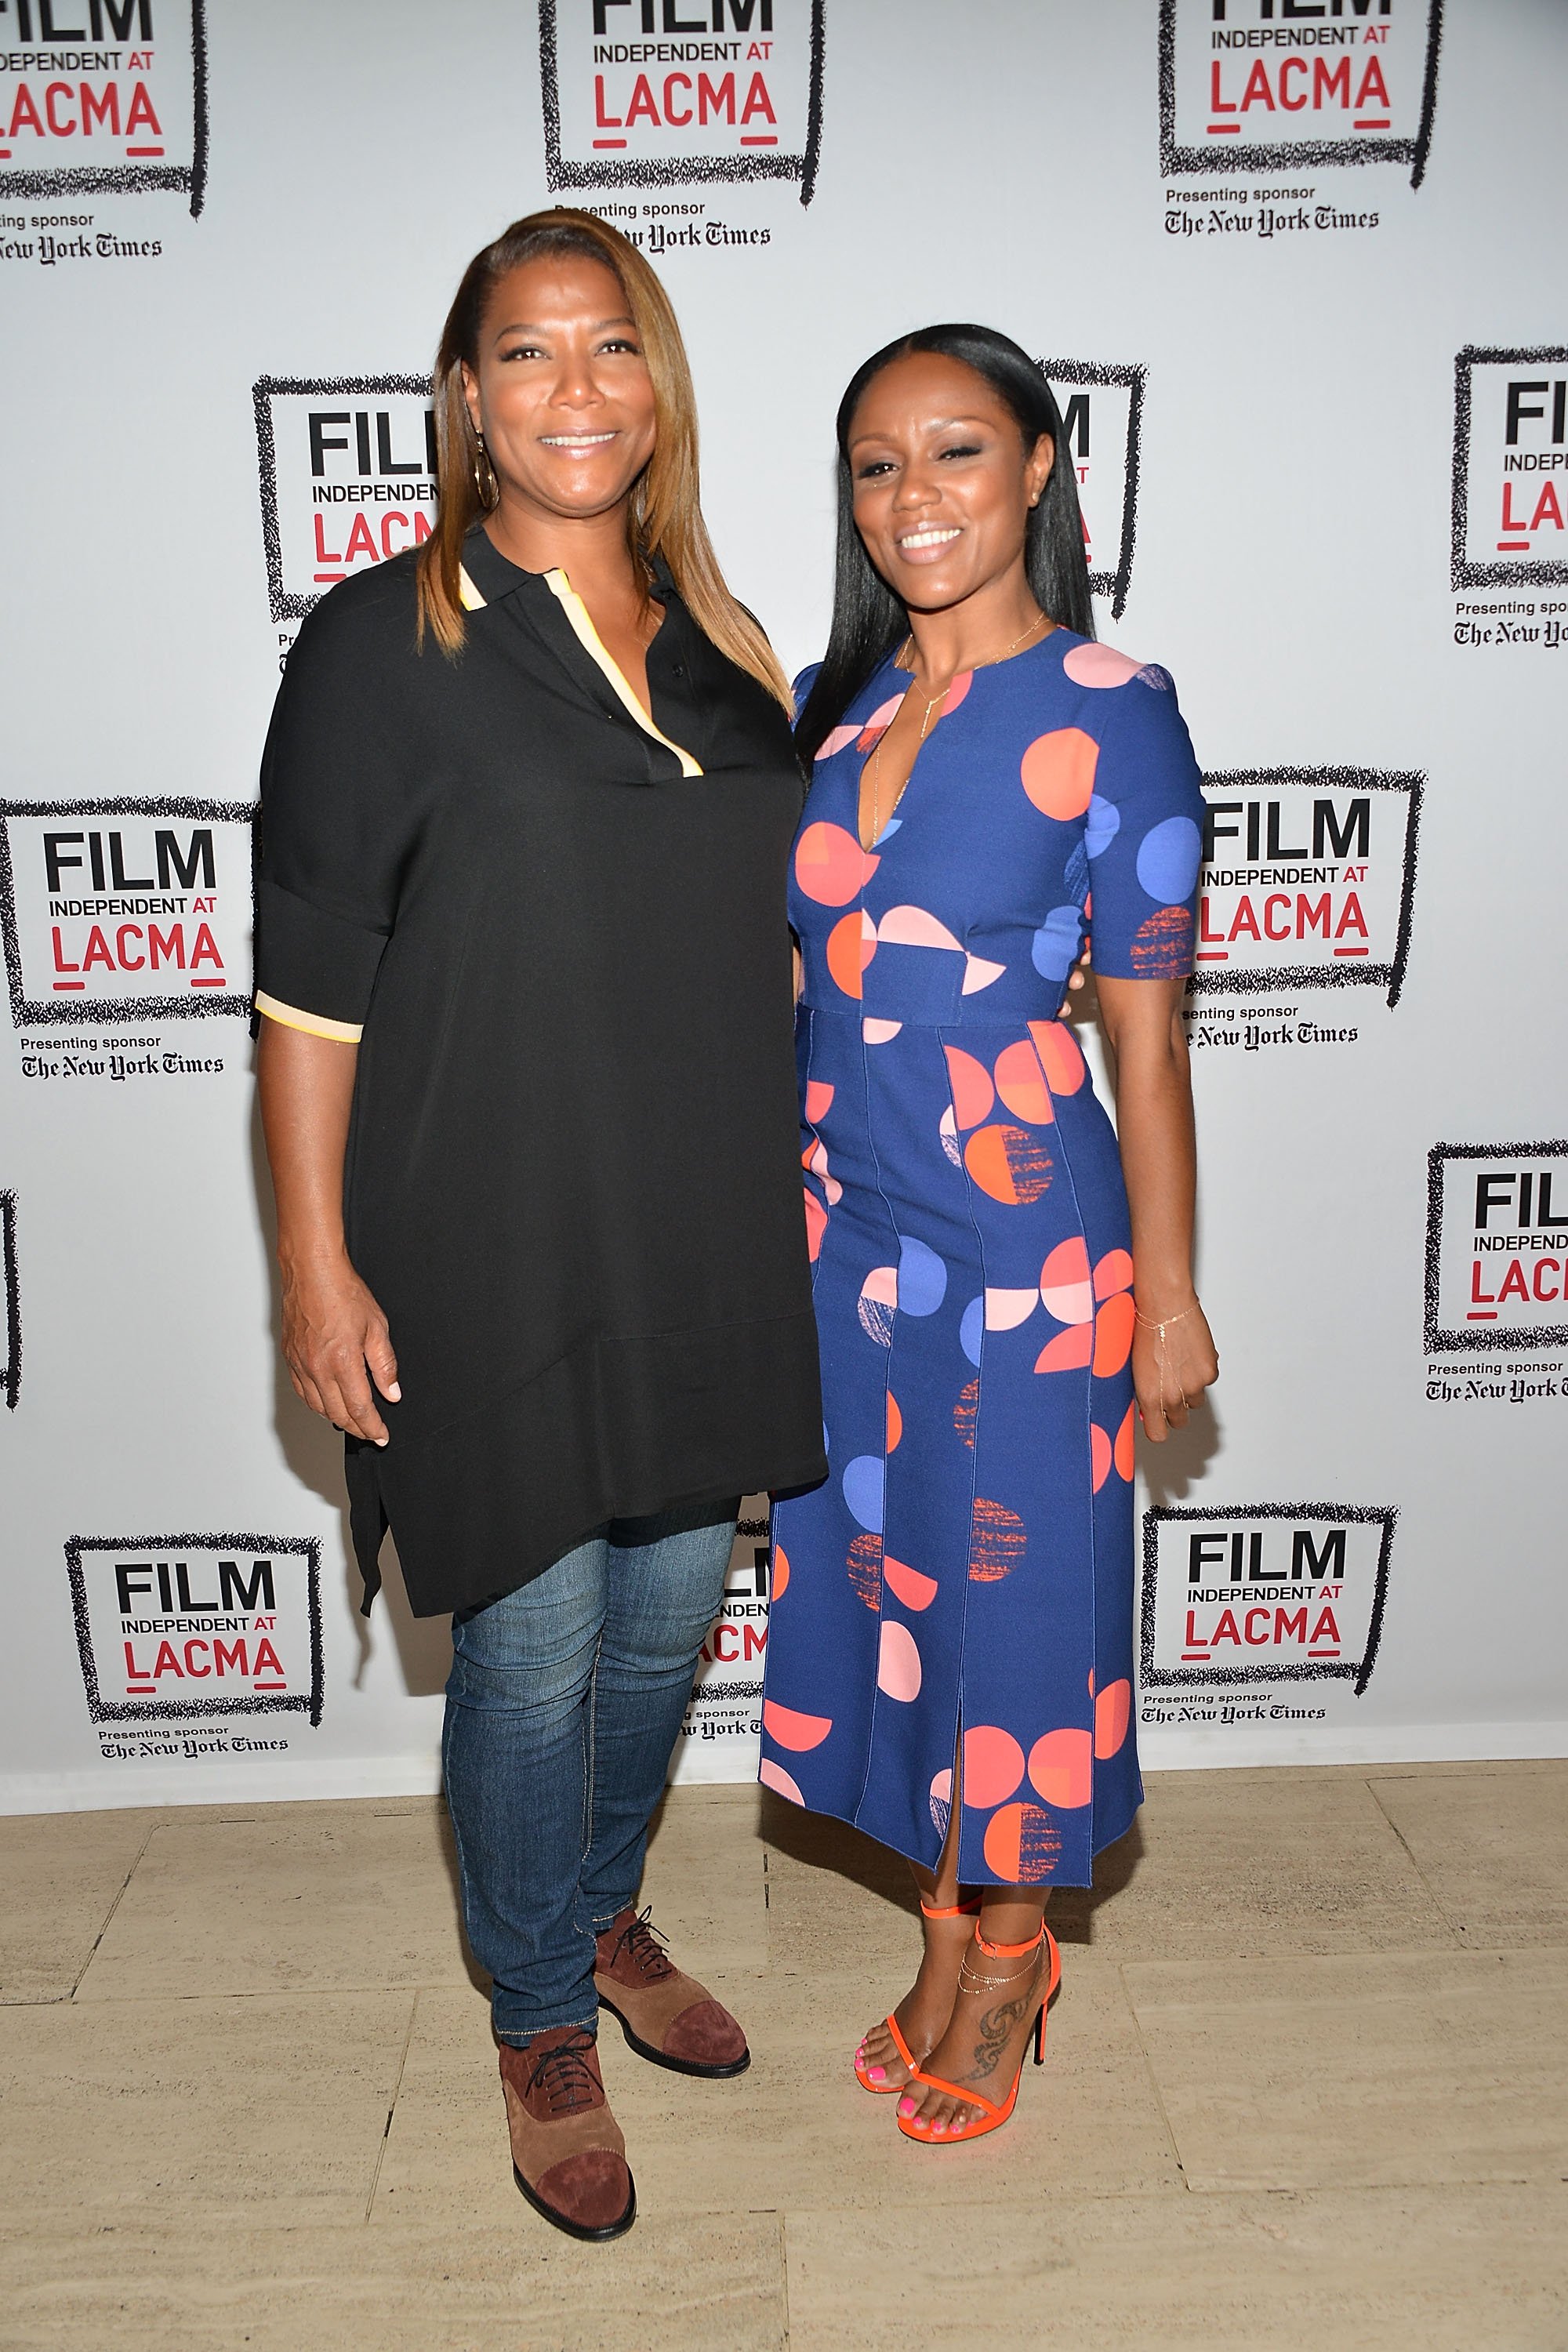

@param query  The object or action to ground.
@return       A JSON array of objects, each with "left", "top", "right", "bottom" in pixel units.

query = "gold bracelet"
[{"left": 1134, "top": 1301, "right": 1200, "bottom": 1341}]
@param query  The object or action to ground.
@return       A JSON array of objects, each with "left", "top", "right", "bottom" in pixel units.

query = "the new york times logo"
[
  {"left": 539, "top": 0, "right": 826, "bottom": 203},
  {"left": 1159, "top": 0, "right": 1441, "bottom": 187},
  {"left": 1142, "top": 1503, "right": 1396, "bottom": 1698},
  {"left": 1452, "top": 348, "right": 1568, "bottom": 595},
  {"left": 67, "top": 1533, "right": 324, "bottom": 1730},
  {"left": 0, "top": 0, "right": 209, "bottom": 215},
  {"left": 0, "top": 798, "right": 253, "bottom": 1026}
]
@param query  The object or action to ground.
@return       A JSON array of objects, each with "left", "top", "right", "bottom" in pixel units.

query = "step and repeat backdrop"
[{"left": 2, "top": 0, "right": 1564, "bottom": 1812}]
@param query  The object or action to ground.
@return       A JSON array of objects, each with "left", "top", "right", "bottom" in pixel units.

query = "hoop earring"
[{"left": 473, "top": 433, "right": 499, "bottom": 512}]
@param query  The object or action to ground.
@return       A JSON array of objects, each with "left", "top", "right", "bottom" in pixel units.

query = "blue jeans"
[{"left": 442, "top": 1501, "right": 739, "bottom": 2045}]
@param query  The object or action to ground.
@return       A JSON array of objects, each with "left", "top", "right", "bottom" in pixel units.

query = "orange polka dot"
[
  {"left": 964, "top": 1123, "right": 1054, "bottom": 1207},
  {"left": 1113, "top": 1401, "right": 1137, "bottom": 1480},
  {"left": 847, "top": 1531, "right": 882, "bottom": 1611},
  {"left": 983, "top": 1800, "right": 1063, "bottom": 1882},
  {"left": 826, "top": 909, "right": 877, "bottom": 999},
  {"left": 884, "top": 1555, "right": 938, "bottom": 1612},
  {"left": 963, "top": 1725, "right": 1025, "bottom": 1809},
  {"left": 953, "top": 1377, "right": 979, "bottom": 1446},
  {"left": 771, "top": 1543, "right": 789, "bottom": 1602},
  {"left": 1020, "top": 727, "right": 1098, "bottom": 821},
  {"left": 886, "top": 1391, "right": 903, "bottom": 1452},
  {"left": 993, "top": 1037, "right": 1054, "bottom": 1125},
  {"left": 1094, "top": 1247, "right": 1134, "bottom": 1301},
  {"left": 969, "top": 1497, "right": 1027, "bottom": 1581},
  {"left": 804, "top": 1189, "right": 826, "bottom": 1261},
  {"left": 939, "top": 670, "right": 973, "bottom": 717},
  {"left": 1027, "top": 1727, "right": 1094, "bottom": 1809},
  {"left": 1033, "top": 1323, "right": 1094, "bottom": 1374},
  {"left": 1090, "top": 1422, "right": 1112, "bottom": 1493},
  {"left": 1094, "top": 1679, "right": 1132, "bottom": 1760},
  {"left": 804, "top": 1079, "right": 834, "bottom": 1124},
  {"left": 943, "top": 1044, "right": 995, "bottom": 1131},
  {"left": 1130, "top": 905, "right": 1195, "bottom": 978},
  {"left": 1028, "top": 1019, "right": 1087, "bottom": 1096},
  {"left": 794, "top": 819, "right": 877, "bottom": 907},
  {"left": 1093, "top": 1291, "right": 1136, "bottom": 1378},
  {"left": 762, "top": 1699, "right": 833, "bottom": 1751}
]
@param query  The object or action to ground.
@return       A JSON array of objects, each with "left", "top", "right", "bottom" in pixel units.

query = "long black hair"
[{"left": 794, "top": 324, "right": 1094, "bottom": 766}]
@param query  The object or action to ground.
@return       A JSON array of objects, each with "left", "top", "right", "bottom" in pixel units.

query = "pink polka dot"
[
  {"left": 794, "top": 820, "right": 877, "bottom": 907},
  {"left": 857, "top": 693, "right": 905, "bottom": 751},
  {"left": 879, "top": 904, "right": 963, "bottom": 953},
  {"left": 760, "top": 1758, "right": 804, "bottom": 1804},
  {"left": 962, "top": 1725, "right": 1025, "bottom": 1809},
  {"left": 884, "top": 1555, "right": 938, "bottom": 1612},
  {"left": 1034, "top": 1323, "right": 1094, "bottom": 1374},
  {"left": 814, "top": 723, "right": 860, "bottom": 762},
  {"left": 944, "top": 1045, "right": 995, "bottom": 1130},
  {"left": 877, "top": 1620, "right": 922, "bottom": 1703},
  {"left": 1028, "top": 1020, "right": 1087, "bottom": 1097},
  {"left": 763, "top": 1699, "right": 833, "bottom": 1751},
  {"left": 1062, "top": 641, "right": 1143, "bottom": 689},
  {"left": 1040, "top": 1236, "right": 1093, "bottom": 1325},
  {"left": 1021, "top": 728, "right": 1098, "bottom": 821},
  {"left": 1094, "top": 1679, "right": 1132, "bottom": 1760},
  {"left": 994, "top": 1037, "right": 1054, "bottom": 1125},
  {"left": 1027, "top": 1726, "right": 1094, "bottom": 1809},
  {"left": 1094, "top": 1247, "right": 1134, "bottom": 1301}
]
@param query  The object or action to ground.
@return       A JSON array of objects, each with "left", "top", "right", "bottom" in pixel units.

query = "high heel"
[
  {"left": 853, "top": 1895, "right": 982, "bottom": 2095},
  {"left": 895, "top": 1922, "right": 1059, "bottom": 2143}
]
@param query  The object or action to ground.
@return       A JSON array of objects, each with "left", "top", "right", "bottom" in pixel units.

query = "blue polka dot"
[
  {"left": 960, "top": 1296, "right": 984, "bottom": 1367},
  {"left": 1085, "top": 794, "right": 1120, "bottom": 859},
  {"left": 1135, "top": 662, "right": 1173, "bottom": 692},
  {"left": 1064, "top": 840, "right": 1090, "bottom": 905},
  {"left": 1031, "top": 906, "right": 1083, "bottom": 982},
  {"left": 842, "top": 1454, "right": 885, "bottom": 1534},
  {"left": 898, "top": 1235, "right": 947, "bottom": 1316},
  {"left": 873, "top": 816, "right": 902, "bottom": 844},
  {"left": 1136, "top": 815, "right": 1201, "bottom": 904}
]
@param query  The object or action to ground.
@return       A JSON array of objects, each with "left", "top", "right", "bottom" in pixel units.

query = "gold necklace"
[{"left": 865, "top": 608, "right": 1051, "bottom": 850}]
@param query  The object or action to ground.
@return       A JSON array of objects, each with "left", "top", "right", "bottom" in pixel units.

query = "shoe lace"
[
  {"left": 525, "top": 2029, "right": 600, "bottom": 2118},
  {"left": 610, "top": 1903, "right": 674, "bottom": 1981}
]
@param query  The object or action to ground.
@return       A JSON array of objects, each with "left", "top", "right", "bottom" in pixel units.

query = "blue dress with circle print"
[{"left": 760, "top": 630, "right": 1205, "bottom": 1887}]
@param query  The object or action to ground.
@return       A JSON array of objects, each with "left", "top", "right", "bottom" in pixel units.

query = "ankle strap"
[
  {"left": 920, "top": 1895, "right": 982, "bottom": 1919},
  {"left": 974, "top": 1923, "right": 1046, "bottom": 1958}
]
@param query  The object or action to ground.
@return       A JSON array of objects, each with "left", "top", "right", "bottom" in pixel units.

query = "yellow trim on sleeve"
[
  {"left": 545, "top": 568, "right": 703, "bottom": 777},
  {"left": 254, "top": 991, "right": 364, "bottom": 1044}
]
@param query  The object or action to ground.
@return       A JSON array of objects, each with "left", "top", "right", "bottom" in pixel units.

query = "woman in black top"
[{"left": 256, "top": 211, "right": 824, "bottom": 2242}]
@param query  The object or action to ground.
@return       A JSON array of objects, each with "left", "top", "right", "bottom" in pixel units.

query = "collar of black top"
[{"left": 460, "top": 522, "right": 677, "bottom": 608}]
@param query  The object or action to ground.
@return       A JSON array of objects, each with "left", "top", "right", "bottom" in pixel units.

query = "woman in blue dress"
[{"left": 762, "top": 326, "right": 1219, "bottom": 2145}]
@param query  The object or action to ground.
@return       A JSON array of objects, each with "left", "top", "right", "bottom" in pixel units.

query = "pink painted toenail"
[
  {"left": 867, "top": 2065, "right": 885, "bottom": 2081},
  {"left": 898, "top": 2096, "right": 916, "bottom": 2117}
]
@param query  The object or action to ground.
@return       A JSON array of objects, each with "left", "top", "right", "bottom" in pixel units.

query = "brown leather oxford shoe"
[
  {"left": 593, "top": 1905, "right": 750, "bottom": 2078},
  {"left": 499, "top": 2026, "right": 636, "bottom": 2241}
]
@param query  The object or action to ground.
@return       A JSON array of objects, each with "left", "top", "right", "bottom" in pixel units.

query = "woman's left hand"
[{"left": 1133, "top": 1301, "right": 1218, "bottom": 1441}]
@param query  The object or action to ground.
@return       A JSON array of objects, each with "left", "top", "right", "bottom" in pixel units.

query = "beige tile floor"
[{"left": 1, "top": 1762, "right": 1565, "bottom": 2350}]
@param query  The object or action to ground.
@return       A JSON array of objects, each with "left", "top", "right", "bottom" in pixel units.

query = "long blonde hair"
[{"left": 416, "top": 209, "right": 790, "bottom": 710}]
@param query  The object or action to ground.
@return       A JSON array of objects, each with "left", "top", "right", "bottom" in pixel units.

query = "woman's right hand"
[{"left": 279, "top": 1253, "right": 400, "bottom": 1446}]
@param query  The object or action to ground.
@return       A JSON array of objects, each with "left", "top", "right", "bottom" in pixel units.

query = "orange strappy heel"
[
  {"left": 895, "top": 1920, "right": 1060, "bottom": 2143},
  {"left": 854, "top": 1895, "right": 982, "bottom": 2095}
]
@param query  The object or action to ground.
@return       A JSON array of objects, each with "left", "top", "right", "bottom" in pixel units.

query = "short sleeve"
[
  {"left": 254, "top": 581, "right": 423, "bottom": 1036},
  {"left": 1082, "top": 666, "right": 1206, "bottom": 982},
  {"left": 792, "top": 661, "right": 823, "bottom": 722}
]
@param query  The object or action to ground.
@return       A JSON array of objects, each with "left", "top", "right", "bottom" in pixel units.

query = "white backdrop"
[{"left": 3, "top": 0, "right": 1565, "bottom": 1814}]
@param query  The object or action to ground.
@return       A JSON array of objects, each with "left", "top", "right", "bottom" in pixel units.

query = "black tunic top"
[{"left": 255, "top": 526, "right": 826, "bottom": 1617}]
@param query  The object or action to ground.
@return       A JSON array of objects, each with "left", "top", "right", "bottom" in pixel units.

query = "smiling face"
[
  {"left": 845, "top": 350, "right": 1054, "bottom": 617},
  {"left": 460, "top": 249, "right": 658, "bottom": 526}
]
